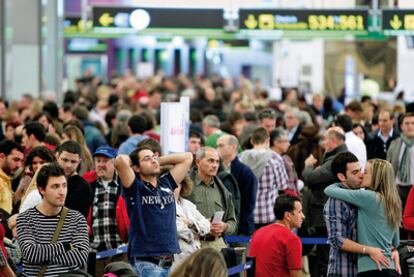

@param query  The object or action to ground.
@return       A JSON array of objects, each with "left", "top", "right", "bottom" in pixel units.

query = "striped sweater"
[{"left": 16, "top": 207, "right": 89, "bottom": 277}]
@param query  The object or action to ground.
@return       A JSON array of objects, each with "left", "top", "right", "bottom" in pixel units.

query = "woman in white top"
[{"left": 173, "top": 176, "right": 210, "bottom": 268}]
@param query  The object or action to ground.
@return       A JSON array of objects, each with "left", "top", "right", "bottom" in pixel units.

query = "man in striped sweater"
[{"left": 16, "top": 162, "right": 89, "bottom": 276}]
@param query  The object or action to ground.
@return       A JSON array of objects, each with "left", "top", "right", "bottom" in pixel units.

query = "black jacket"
[
  {"left": 302, "top": 144, "right": 348, "bottom": 230},
  {"left": 229, "top": 157, "right": 257, "bottom": 235},
  {"left": 367, "top": 129, "right": 399, "bottom": 160}
]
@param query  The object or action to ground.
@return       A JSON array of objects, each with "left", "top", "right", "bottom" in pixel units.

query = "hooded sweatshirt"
[{"left": 239, "top": 149, "right": 273, "bottom": 179}]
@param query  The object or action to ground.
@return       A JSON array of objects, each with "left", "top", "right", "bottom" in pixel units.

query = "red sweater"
[
  {"left": 0, "top": 224, "right": 7, "bottom": 277},
  {"left": 403, "top": 186, "right": 414, "bottom": 235}
]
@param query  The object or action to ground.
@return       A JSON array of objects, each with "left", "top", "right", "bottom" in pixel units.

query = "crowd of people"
[{"left": 0, "top": 71, "right": 411, "bottom": 276}]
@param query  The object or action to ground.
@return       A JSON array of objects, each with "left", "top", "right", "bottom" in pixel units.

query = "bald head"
[
  {"left": 216, "top": 135, "right": 239, "bottom": 164},
  {"left": 322, "top": 127, "right": 346, "bottom": 152},
  {"left": 220, "top": 134, "right": 238, "bottom": 146},
  {"left": 326, "top": 127, "right": 346, "bottom": 141}
]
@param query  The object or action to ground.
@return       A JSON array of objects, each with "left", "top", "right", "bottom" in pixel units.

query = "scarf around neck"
[{"left": 399, "top": 136, "right": 414, "bottom": 183}]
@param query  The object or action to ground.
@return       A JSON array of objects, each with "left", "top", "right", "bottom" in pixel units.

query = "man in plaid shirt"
[
  {"left": 85, "top": 146, "right": 129, "bottom": 276},
  {"left": 324, "top": 152, "right": 390, "bottom": 277},
  {"left": 270, "top": 128, "right": 300, "bottom": 196},
  {"left": 240, "top": 127, "right": 288, "bottom": 229}
]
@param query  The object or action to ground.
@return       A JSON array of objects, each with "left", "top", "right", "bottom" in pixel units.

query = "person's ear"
[
  {"left": 132, "top": 165, "right": 140, "bottom": 173},
  {"left": 38, "top": 186, "right": 45, "bottom": 197},
  {"left": 195, "top": 158, "right": 201, "bottom": 167},
  {"left": 284, "top": 211, "right": 291, "bottom": 221},
  {"left": 337, "top": 173, "right": 346, "bottom": 182}
]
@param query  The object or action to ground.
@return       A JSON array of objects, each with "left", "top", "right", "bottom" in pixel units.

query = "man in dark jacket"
[
  {"left": 56, "top": 141, "right": 91, "bottom": 219},
  {"left": 284, "top": 107, "right": 302, "bottom": 146},
  {"left": 302, "top": 126, "right": 348, "bottom": 277},
  {"left": 367, "top": 109, "right": 399, "bottom": 160},
  {"left": 217, "top": 134, "right": 257, "bottom": 235}
]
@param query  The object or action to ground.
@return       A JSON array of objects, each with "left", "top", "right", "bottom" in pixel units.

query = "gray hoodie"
[{"left": 239, "top": 149, "right": 273, "bottom": 179}]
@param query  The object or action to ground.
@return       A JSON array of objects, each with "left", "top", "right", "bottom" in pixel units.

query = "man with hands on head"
[
  {"left": 115, "top": 147, "right": 193, "bottom": 277},
  {"left": 186, "top": 147, "right": 237, "bottom": 250}
]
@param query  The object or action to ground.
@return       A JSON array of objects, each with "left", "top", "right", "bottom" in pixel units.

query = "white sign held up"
[{"left": 161, "top": 102, "right": 186, "bottom": 155}]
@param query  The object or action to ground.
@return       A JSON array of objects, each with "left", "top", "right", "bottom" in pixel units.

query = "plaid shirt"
[
  {"left": 254, "top": 152, "right": 288, "bottom": 224},
  {"left": 324, "top": 187, "right": 358, "bottom": 277},
  {"left": 91, "top": 177, "right": 123, "bottom": 251}
]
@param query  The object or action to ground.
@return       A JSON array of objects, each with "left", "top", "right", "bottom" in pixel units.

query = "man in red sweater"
[{"left": 249, "top": 194, "right": 305, "bottom": 277}]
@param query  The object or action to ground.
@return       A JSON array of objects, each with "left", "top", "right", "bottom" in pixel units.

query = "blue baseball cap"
[{"left": 94, "top": 146, "right": 117, "bottom": 158}]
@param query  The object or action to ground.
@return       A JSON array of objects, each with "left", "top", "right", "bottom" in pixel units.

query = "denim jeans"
[{"left": 132, "top": 258, "right": 171, "bottom": 277}]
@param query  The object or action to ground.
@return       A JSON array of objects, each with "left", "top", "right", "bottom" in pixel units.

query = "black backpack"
[{"left": 398, "top": 240, "right": 414, "bottom": 277}]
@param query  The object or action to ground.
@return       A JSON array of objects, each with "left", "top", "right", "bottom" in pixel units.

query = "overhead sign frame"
[
  {"left": 382, "top": 9, "right": 414, "bottom": 35},
  {"left": 64, "top": 17, "right": 93, "bottom": 34},
  {"left": 92, "top": 6, "right": 224, "bottom": 30}
]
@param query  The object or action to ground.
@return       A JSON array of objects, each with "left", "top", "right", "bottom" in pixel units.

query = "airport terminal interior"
[{"left": 2, "top": 0, "right": 414, "bottom": 277}]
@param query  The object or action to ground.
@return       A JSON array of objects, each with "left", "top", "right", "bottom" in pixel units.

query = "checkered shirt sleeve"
[{"left": 253, "top": 153, "right": 289, "bottom": 224}]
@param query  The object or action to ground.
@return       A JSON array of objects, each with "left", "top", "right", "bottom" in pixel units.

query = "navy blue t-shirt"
[{"left": 123, "top": 172, "right": 179, "bottom": 257}]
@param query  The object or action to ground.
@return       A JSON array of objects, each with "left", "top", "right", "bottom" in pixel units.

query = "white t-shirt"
[
  {"left": 345, "top": 131, "right": 367, "bottom": 169},
  {"left": 19, "top": 190, "right": 42, "bottom": 213}
]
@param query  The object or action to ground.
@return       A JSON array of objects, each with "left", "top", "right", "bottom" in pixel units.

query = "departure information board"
[
  {"left": 93, "top": 7, "right": 224, "bottom": 29},
  {"left": 383, "top": 9, "right": 414, "bottom": 32},
  {"left": 239, "top": 9, "right": 369, "bottom": 32}
]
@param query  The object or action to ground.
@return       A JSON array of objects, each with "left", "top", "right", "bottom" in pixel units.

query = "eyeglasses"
[{"left": 139, "top": 154, "right": 159, "bottom": 163}]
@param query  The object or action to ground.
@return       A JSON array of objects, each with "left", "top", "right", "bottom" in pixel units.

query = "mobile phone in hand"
[{"left": 211, "top": 211, "right": 224, "bottom": 224}]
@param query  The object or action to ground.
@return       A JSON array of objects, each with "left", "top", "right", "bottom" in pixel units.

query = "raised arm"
[
  {"left": 324, "top": 184, "right": 373, "bottom": 208},
  {"left": 115, "top": 154, "right": 136, "bottom": 189},
  {"left": 325, "top": 199, "right": 390, "bottom": 270},
  {"left": 159, "top": 152, "right": 193, "bottom": 185}
]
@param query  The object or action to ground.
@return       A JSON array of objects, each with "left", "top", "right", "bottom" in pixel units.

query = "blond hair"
[
  {"left": 368, "top": 159, "right": 402, "bottom": 230},
  {"left": 169, "top": 248, "right": 227, "bottom": 277},
  {"left": 180, "top": 176, "right": 194, "bottom": 198},
  {"left": 62, "top": 125, "right": 94, "bottom": 174},
  {"left": 20, "top": 163, "right": 48, "bottom": 211}
]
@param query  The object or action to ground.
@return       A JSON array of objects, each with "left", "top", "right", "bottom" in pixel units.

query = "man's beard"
[{"left": 2, "top": 163, "right": 12, "bottom": 176}]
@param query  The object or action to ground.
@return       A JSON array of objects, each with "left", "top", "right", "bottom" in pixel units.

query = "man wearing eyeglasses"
[
  {"left": 115, "top": 147, "right": 193, "bottom": 277},
  {"left": 284, "top": 107, "right": 302, "bottom": 146}
]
